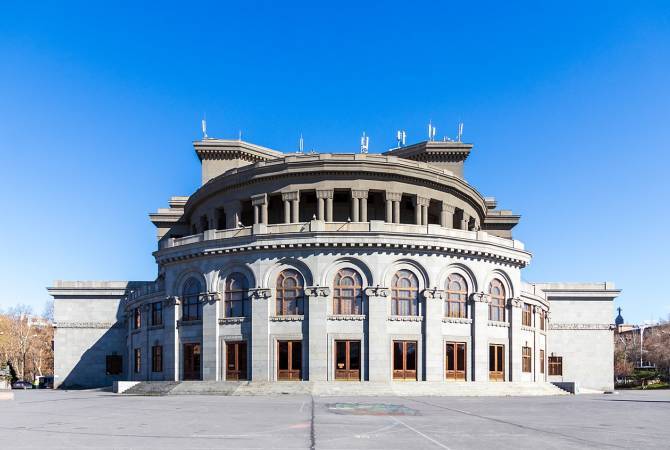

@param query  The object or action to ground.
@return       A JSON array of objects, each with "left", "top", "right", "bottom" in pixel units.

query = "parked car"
[{"left": 12, "top": 380, "right": 33, "bottom": 389}]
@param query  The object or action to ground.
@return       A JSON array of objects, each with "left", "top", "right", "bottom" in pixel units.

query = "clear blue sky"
[{"left": 1, "top": 1, "right": 668, "bottom": 323}]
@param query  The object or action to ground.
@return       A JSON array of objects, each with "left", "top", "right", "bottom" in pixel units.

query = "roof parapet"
[{"left": 383, "top": 140, "right": 472, "bottom": 178}]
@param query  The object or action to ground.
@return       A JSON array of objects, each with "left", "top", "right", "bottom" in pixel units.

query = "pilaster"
[
  {"left": 365, "top": 286, "right": 390, "bottom": 381},
  {"left": 305, "top": 286, "right": 330, "bottom": 381},
  {"left": 201, "top": 292, "right": 220, "bottom": 380},
  {"left": 509, "top": 297, "right": 523, "bottom": 381},
  {"left": 423, "top": 288, "right": 446, "bottom": 381},
  {"left": 250, "top": 288, "right": 271, "bottom": 381},
  {"left": 471, "top": 292, "right": 490, "bottom": 381},
  {"left": 440, "top": 203, "right": 455, "bottom": 228}
]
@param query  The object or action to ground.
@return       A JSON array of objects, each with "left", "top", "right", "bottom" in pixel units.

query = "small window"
[
  {"left": 182, "top": 277, "right": 203, "bottom": 321},
  {"left": 522, "top": 303, "right": 532, "bottom": 327},
  {"left": 540, "top": 349, "right": 545, "bottom": 374},
  {"left": 133, "top": 307, "right": 141, "bottom": 329},
  {"left": 522, "top": 346, "right": 532, "bottom": 373},
  {"left": 151, "top": 301, "right": 163, "bottom": 326},
  {"left": 391, "top": 270, "right": 420, "bottom": 316},
  {"left": 134, "top": 348, "right": 141, "bottom": 374},
  {"left": 539, "top": 309, "right": 546, "bottom": 331},
  {"left": 548, "top": 356, "right": 563, "bottom": 376},
  {"left": 276, "top": 269, "right": 304, "bottom": 315},
  {"left": 224, "top": 273, "right": 249, "bottom": 317},
  {"left": 152, "top": 345, "right": 163, "bottom": 372},
  {"left": 106, "top": 355, "right": 122, "bottom": 375},
  {"left": 488, "top": 279, "right": 506, "bottom": 322},
  {"left": 446, "top": 274, "right": 467, "bottom": 318}
]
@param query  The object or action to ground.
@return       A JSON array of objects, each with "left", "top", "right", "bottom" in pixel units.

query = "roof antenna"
[
  {"left": 428, "top": 121, "right": 437, "bottom": 142},
  {"left": 299, "top": 134, "right": 304, "bottom": 153},
  {"left": 457, "top": 122, "right": 464, "bottom": 142},
  {"left": 238, "top": 130, "right": 242, "bottom": 141},
  {"left": 396, "top": 130, "right": 406, "bottom": 147},
  {"left": 360, "top": 132, "right": 369, "bottom": 153},
  {"left": 201, "top": 114, "right": 208, "bottom": 139}
]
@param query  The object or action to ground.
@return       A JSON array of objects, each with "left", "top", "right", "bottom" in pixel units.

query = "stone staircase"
[{"left": 121, "top": 381, "right": 569, "bottom": 397}]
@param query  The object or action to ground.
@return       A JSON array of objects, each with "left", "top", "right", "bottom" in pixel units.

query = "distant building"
[{"left": 48, "top": 136, "right": 620, "bottom": 391}]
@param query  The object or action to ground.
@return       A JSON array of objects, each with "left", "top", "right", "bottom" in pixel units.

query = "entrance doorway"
[
  {"left": 226, "top": 341, "right": 247, "bottom": 380},
  {"left": 334, "top": 340, "right": 361, "bottom": 380},
  {"left": 445, "top": 342, "right": 466, "bottom": 381},
  {"left": 183, "top": 343, "right": 201, "bottom": 380},
  {"left": 489, "top": 344, "right": 505, "bottom": 381},
  {"left": 392, "top": 340, "right": 417, "bottom": 380},
  {"left": 277, "top": 340, "right": 302, "bottom": 380}
]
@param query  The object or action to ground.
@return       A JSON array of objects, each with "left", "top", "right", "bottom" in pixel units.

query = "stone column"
[
  {"left": 326, "top": 196, "right": 334, "bottom": 222},
  {"left": 351, "top": 197, "right": 360, "bottom": 222},
  {"left": 386, "top": 192, "right": 402, "bottom": 224},
  {"left": 250, "top": 288, "right": 271, "bottom": 381},
  {"left": 209, "top": 209, "right": 219, "bottom": 230},
  {"left": 472, "top": 293, "right": 490, "bottom": 381},
  {"left": 316, "top": 193, "right": 326, "bottom": 220},
  {"left": 201, "top": 291, "right": 220, "bottom": 380},
  {"left": 461, "top": 212, "right": 470, "bottom": 231},
  {"left": 417, "top": 197, "right": 429, "bottom": 225},
  {"left": 423, "top": 288, "right": 446, "bottom": 381},
  {"left": 282, "top": 192, "right": 298, "bottom": 224},
  {"left": 224, "top": 201, "right": 241, "bottom": 229},
  {"left": 251, "top": 193, "right": 267, "bottom": 225},
  {"left": 509, "top": 298, "right": 523, "bottom": 381},
  {"left": 440, "top": 203, "right": 455, "bottom": 228},
  {"left": 385, "top": 198, "right": 393, "bottom": 223},
  {"left": 365, "top": 286, "right": 390, "bottom": 381},
  {"left": 352, "top": 190, "right": 368, "bottom": 222},
  {"left": 413, "top": 198, "right": 421, "bottom": 225},
  {"left": 318, "top": 189, "right": 334, "bottom": 222},
  {"left": 305, "top": 286, "right": 330, "bottom": 381}
]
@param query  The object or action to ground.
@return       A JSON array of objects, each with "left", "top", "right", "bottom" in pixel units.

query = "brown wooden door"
[
  {"left": 277, "top": 340, "right": 302, "bottom": 380},
  {"left": 489, "top": 344, "right": 505, "bottom": 381},
  {"left": 446, "top": 342, "right": 466, "bottom": 381},
  {"left": 226, "top": 341, "right": 247, "bottom": 380},
  {"left": 334, "top": 340, "right": 361, "bottom": 380},
  {"left": 392, "top": 341, "right": 417, "bottom": 380},
  {"left": 183, "top": 343, "right": 201, "bottom": 380}
]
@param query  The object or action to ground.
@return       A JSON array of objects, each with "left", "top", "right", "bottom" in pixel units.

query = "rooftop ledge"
[{"left": 159, "top": 220, "right": 526, "bottom": 254}]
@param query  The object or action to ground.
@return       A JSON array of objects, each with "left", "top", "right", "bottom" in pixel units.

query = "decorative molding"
[
  {"left": 328, "top": 314, "right": 366, "bottom": 321},
  {"left": 249, "top": 288, "right": 271, "bottom": 300},
  {"left": 164, "top": 296, "right": 180, "bottom": 306},
  {"left": 521, "top": 325, "right": 534, "bottom": 332},
  {"left": 218, "top": 317, "right": 249, "bottom": 325},
  {"left": 442, "top": 317, "right": 472, "bottom": 324},
  {"left": 176, "top": 319, "right": 202, "bottom": 328},
  {"left": 422, "top": 288, "right": 446, "bottom": 300},
  {"left": 351, "top": 189, "right": 369, "bottom": 199},
  {"left": 415, "top": 196, "right": 430, "bottom": 206},
  {"left": 508, "top": 298, "right": 522, "bottom": 308},
  {"left": 488, "top": 320, "right": 510, "bottom": 328},
  {"left": 441, "top": 203, "right": 455, "bottom": 213},
  {"left": 270, "top": 315, "right": 304, "bottom": 322},
  {"left": 385, "top": 191, "right": 402, "bottom": 202},
  {"left": 200, "top": 292, "right": 220, "bottom": 304},
  {"left": 550, "top": 323, "right": 614, "bottom": 331},
  {"left": 316, "top": 189, "right": 334, "bottom": 199},
  {"left": 281, "top": 191, "right": 299, "bottom": 201},
  {"left": 388, "top": 315, "right": 424, "bottom": 322},
  {"left": 471, "top": 292, "right": 490, "bottom": 303},
  {"left": 55, "top": 321, "right": 122, "bottom": 329},
  {"left": 364, "top": 286, "right": 390, "bottom": 298},
  {"left": 251, "top": 193, "right": 267, "bottom": 206},
  {"left": 305, "top": 286, "right": 331, "bottom": 297}
]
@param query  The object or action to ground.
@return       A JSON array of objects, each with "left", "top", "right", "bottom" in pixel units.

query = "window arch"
[
  {"left": 333, "top": 268, "right": 363, "bottom": 315},
  {"left": 224, "top": 273, "right": 249, "bottom": 317},
  {"left": 488, "top": 278, "right": 506, "bottom": 321},
  {"left": 391, "top": 270, "right": 420, "bottom": 316},
  {"left": 276, "top": 269, "right": 304, "bottom": 315},
  {"left": 446, "top": 273, "right": 468, "bottom": 318},
  {"left": 182, "top": 277, "right": 203, "bottom": 321}
]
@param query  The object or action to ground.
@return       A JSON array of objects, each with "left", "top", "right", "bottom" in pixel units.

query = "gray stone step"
[{"left": 121, "top": 381, "right": 569, "bottom": 397}]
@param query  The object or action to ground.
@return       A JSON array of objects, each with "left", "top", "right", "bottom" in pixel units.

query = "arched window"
[
  {"left": 276, "top": 269, "right": 304, "bottom": 315},
  {"left": 488, "top": 279, "right": 506, "bottom": 322},
  {"left": 182, "top": 277, "right": 203, "bottom": 321},
  {"left": 446, "top": 273, "right": 468, "bottom": 318},
  {"left": 224, "top": 273, "right": 249, "bottom": 317},
  {"left": 333, "top": 268, "right": 363, "bottom": 315},
  {"left": 391, "top": 270, "right": 419, "bottom": 316}
]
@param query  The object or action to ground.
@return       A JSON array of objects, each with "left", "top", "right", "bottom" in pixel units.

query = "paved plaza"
[{"left": 2, "top": 390, "right": 668, "bottom": 449}]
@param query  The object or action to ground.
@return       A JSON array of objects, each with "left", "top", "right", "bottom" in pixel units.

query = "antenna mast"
[
  {"left": 428, "top": 121, "right": 436, "bottom": 142},
  {"left": 457, "top": 122, "right": 463, "bottom": 142},
  {"left": 396, "top": 130, "right": 406, "bottom": 147},
  {"left": 201, "top": 115, "right": 208, "bottom": 139},
  {"left": 299, "top": 134, "right": 304, "bottom": 153},
  {"left": 360, "top": 132, "right": 369, "bottom": 154}
]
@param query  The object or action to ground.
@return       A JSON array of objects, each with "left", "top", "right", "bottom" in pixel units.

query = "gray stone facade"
[{"left": 48, "top": 138, "right": 620, "bottom": 391}]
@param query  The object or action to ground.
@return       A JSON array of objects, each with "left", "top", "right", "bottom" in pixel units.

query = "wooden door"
[
  {"left": 392, "top": 341, "right": 417, "bottom": 380},
  {"left": 446, "top": 342, "right": 466, "bottom": 381},
  {"left": 334, "top": 340, "right": 361, "bottom": 380},
  {"left": 226, "top": 341, "right": 248, "bottom": 380},
  {"left": 277, "top": 341, "right": 302, "bottom": 380},
  {"left": 489, "top": 344, "right": 505, "bottom": 381},
  {"left": 183, "top": 343, "right": 201, "bottom": 380}
]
